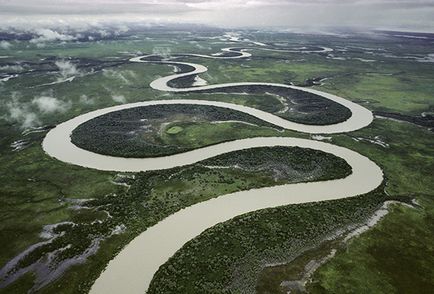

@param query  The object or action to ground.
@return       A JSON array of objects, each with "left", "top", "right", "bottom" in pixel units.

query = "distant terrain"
[{"left": 0, "top": 26, "right": 433, "bottom": 294}]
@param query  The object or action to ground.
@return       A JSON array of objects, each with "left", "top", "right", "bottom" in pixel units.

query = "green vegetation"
[
  {"left": 159, "top": 121, "right": 300, "bottom": 152},
  {"left": 336, "top": 119, "right": 434, "bottom": 196},
  {"left": 256, "top": 238, "right": 341, "bottom": 294},
  {"left": 0, "top": 146, "right": 350, "bottom": 293},
  {"left": 166, "top": 126, "right": 184, "bottom": 134},
  {"left": 297, "top": 119, "right": 434, "bottom": 294},
  {"left": 1, "top": 28, "right": 433, "bottom": 293},
  {"left": 147, "top": 188, "right": 389, "bottom": 294},
  {"left": 194, "top": 85, "right": 352, "bottom": 125},
  {"left": 0, "top": 128, "right": 117, "bottom": 269},
  {"left": 307, "top": 196, "right": 434, "bottom": 294},
  {"left": 254, "top": 119, "right": 434, "bottom": 293},
  {"left": 200, "top": 146, "right": 351, "bottom": 182},
  {"left": 71, "top": 104, "right": 284, "bottom": 158},
  {"left": 146, "top": 116, "right": 434, "bottom": 294}
]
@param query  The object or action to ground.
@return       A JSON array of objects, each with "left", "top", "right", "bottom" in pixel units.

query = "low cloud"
[
  {"left": 102, "top": 85, "right": 127, "bottom": 103},
  {"left": 184, "top": 0, "right": 274, "bottom": 10},
  {"left": 0, "top": 64, "right": 25, "bottom": 72},
  {"left": 79, "top": 94, "right": 96, "bottom": 105},
  {"left": 152, "top": 47, "right": 172, "bottom": 58},
  {"left": 32, "top": 96, "right": 71, "bottom": 113},
  {"left": 0, "top": 41, "right": 12, "bottom": 49},
  {"left": 103, "top": 69, "right": 130, "bottom": 85},
  {"left": 112, "top": 95, "right": 126, "bottom": 103},
  {"left": 3, "top": 93, "right": 74, "bottom": 129},
  {"left": 55, "top": 60, "right": 80, "bottom": 79},
  {"left": 0, "top": 0, "right": 433, "bottom": 31},
  {"left": 103, "top": 69, "right": 137, "bottom": 85},
  {"left": 0, "top": 1, "right": 432, "bottom": 48},
  {"left": 29, "top": 29, "right": 76, "bottom": 44},
  {"left": 4, "top": 93, "right": 40, "bottom": 129}
]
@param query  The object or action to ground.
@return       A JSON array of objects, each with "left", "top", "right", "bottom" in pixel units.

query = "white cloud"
[
  {"left": 0, "top": 41, "right": 12, "bottom": 49},
  {"left": 184, "top": 0, "right": 273, "bottom": 10},
  {"left": 0, "top": 65, "right": 25, "bottom": 72},
  {"left": 102, "top": 69, "right": 137, "bottom": 85},
  {"left": 55, "top": 60, "right": 80, "bottom": 79},
  {"left": 152, "top": 47, "right": 171, "bottom": 58},
  {"left": 29, "top": 29, "right": 76, "bottom": 44},
  {"left": 0, "top": 0, "right": 433, "bottom": 31},
  {"left": 4, "top": 93, "right": 40, "bottom": 129},
  {"left": 32, "top": 96, "right": 71, "bottom": 113},
  {"left": 98, "top": 30, "right": 110, "bottom": 37},
  {"left": 79, "top": 94, "right": 96, "bottom": 105},
  {"left": 103, "top": 69, "right": 132, "bottom": 85},
  {"left": 10, "top": 109, "right": 39, "bottom": 129},
  {"left": 3, "top": 93, "right": 74, "bottom": 129},
  {"left": 112, "top": 95, "right": 126, "bottom": 103}
]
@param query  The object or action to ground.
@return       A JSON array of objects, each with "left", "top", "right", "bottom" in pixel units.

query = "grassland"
[
  {"left": 307, "top": 196, "right": 434, "bottom": 294},
  {"left": 146, "top": 117, "right": 434, "bottom": 294},
  {"left": 70, "top": 104, "right": 285, "bottom": 157},
  {"left": 0, "top": 145, "right": 350, "bottom": 293},
  {"left": 0, "top": 126, "right": 117, "bottom": 268},
  {"left": 253, "top": 118, "right": 434, "bottom": 293},
  {"left": 166, "top": 126, "right": 183, "bottom": 134},
  {"left": 0, "top": 28, "right": 433, "bottom": 293},
  {"left": 298, "top": 118, "right": 434, "bottom": 294},
  {"left": 192, "top": 85, "right": 352, "bottom": 125},
  {"left": 147, "top": 188, "right": 390, "bottom": 294}
]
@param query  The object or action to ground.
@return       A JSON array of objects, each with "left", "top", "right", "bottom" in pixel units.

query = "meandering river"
[{"left": 42, "top": 47, "right": 383, "bottom": 294}]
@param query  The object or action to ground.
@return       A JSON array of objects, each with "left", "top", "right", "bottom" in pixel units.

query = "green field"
[
  {"left": 0, "top": 28, "right": 433, "bottom": 293},
  {"left": 166, "top": 126, "right": 183, "bottom": 134}
]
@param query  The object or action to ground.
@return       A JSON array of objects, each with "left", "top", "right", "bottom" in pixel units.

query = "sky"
[{"left": 1, "top": 0, "right": 434, "bottom": 32}]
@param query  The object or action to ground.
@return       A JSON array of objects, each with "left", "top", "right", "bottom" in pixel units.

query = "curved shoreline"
[
  {"left": 134, "top": 55, "right": 373, "bottom": 133},
  {"left": 40, "top": 47, "right": 383, "bottom": 294},
  {"left": 179, "top": 47, "right": 252, "bottom": 59},
  {"left": 43, "top": 97, "right": 373, "bottom": 172},
  {"left": 89, "top": 137, "right": 382, "bottom": 294}
]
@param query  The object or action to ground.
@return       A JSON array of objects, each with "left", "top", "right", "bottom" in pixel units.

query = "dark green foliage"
[
  {"left": 1, "top": 28, "right": 434, "bottom": 294},
  {"left": 71, "top": 104, "right": 281, "bottom": 157},
  {"left": 200, "top": 146, "right": 351, "bottom": 182},
  {"left": 307, "top": 195, "right": 434, "bottom": 294},
  {"left": 147, "top": 188, "right": 388, "bottom": 294},
  {"left": 0, "top": 146, "right": 350, "bottom": 293},
  {"left": 194, "top": 85, "right": 352, "bottom": 125}
]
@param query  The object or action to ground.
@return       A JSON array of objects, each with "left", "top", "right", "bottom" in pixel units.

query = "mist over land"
[
  {"left": 1, "top": 0, "right": 434, "bottom": 32},
  {"left": 1, "top": 1, "right": 434, "bottom": 294}
]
